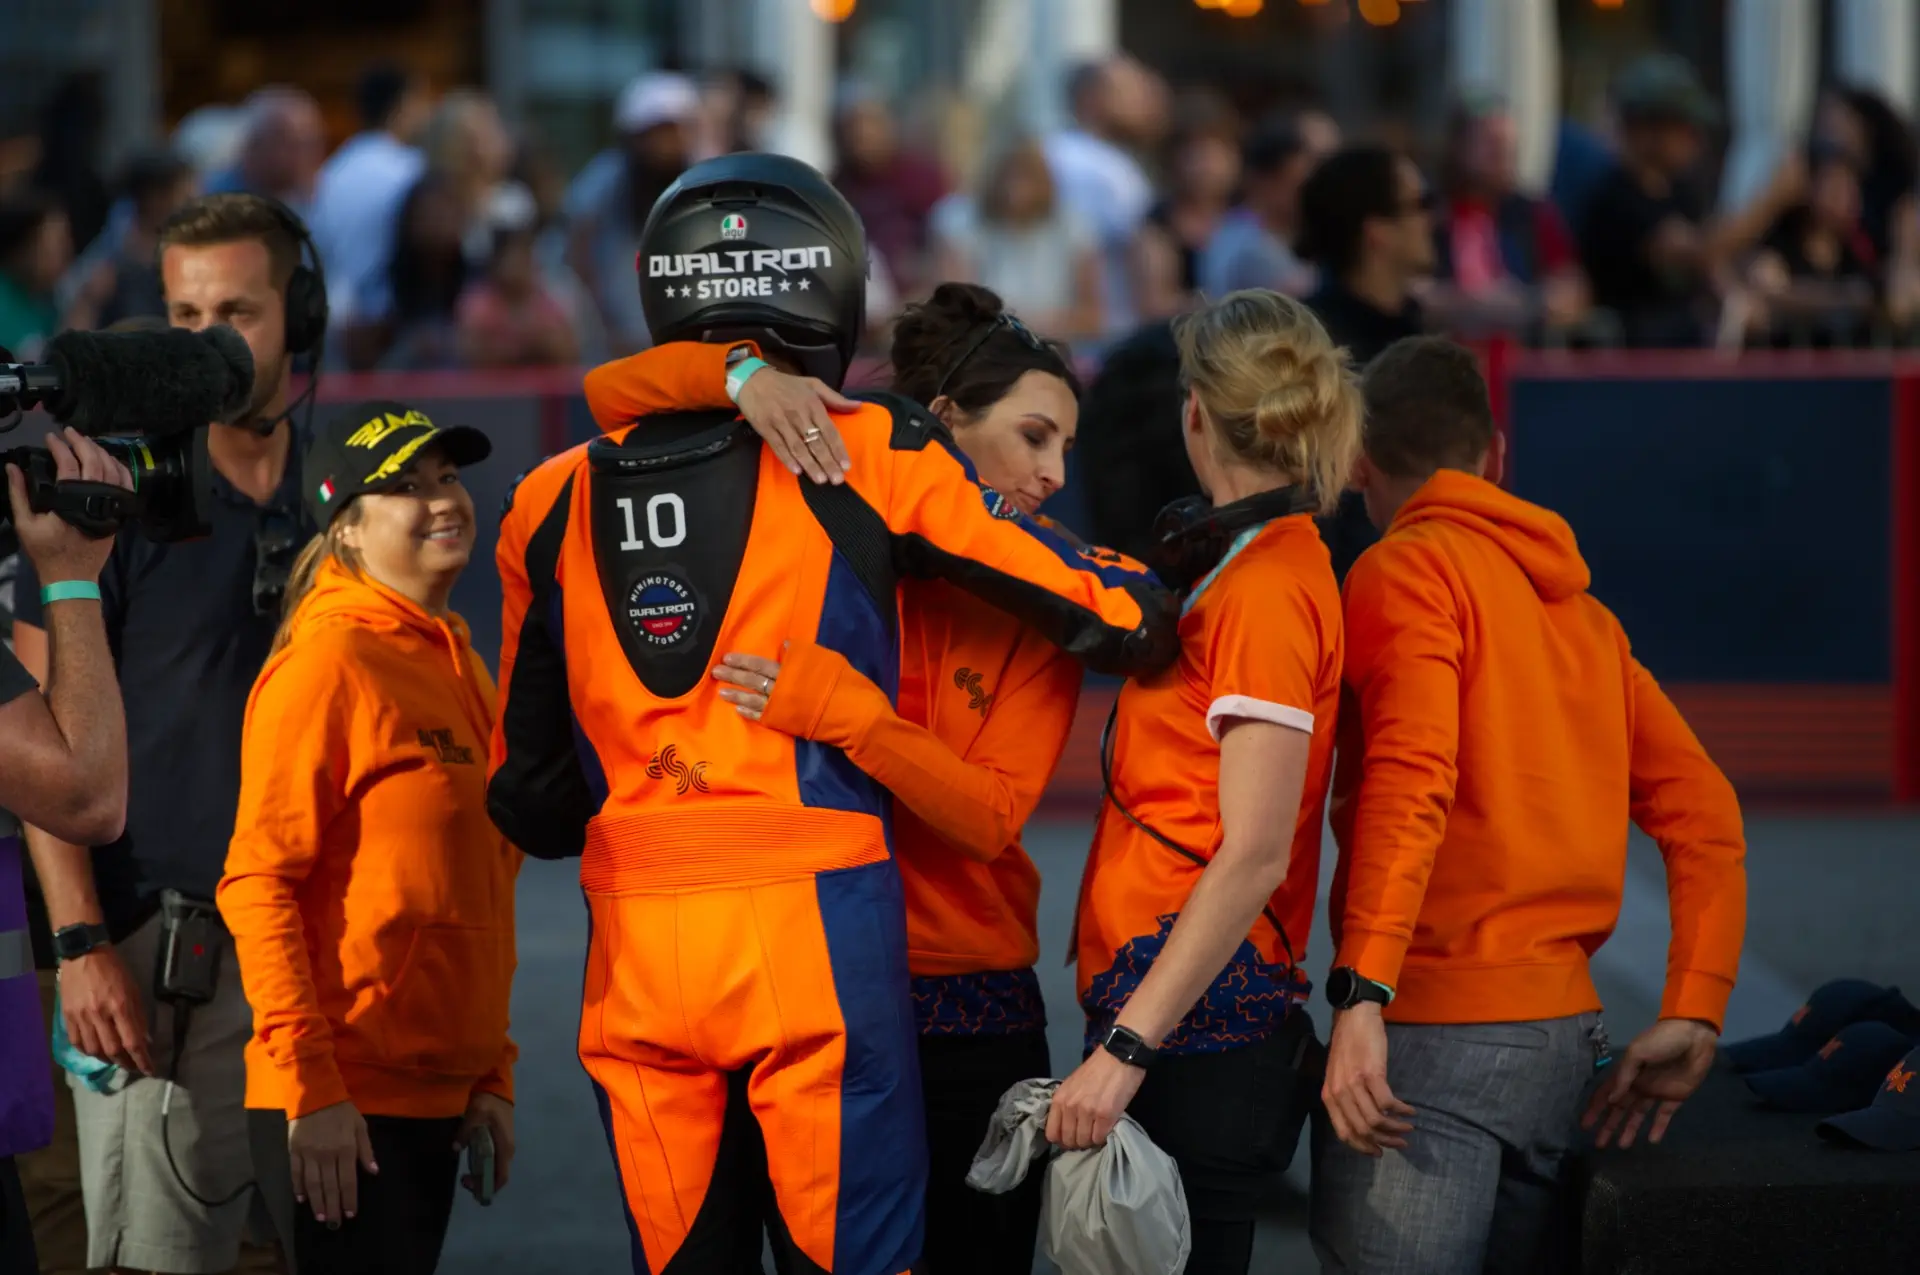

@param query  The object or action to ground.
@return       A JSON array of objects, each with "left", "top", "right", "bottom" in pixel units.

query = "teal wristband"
[
  {"left": 41, "top": 581, "right": 102, "bottom": 605},
  {"left": 725, "top": 357, "right": 769, "bottom": 405}
]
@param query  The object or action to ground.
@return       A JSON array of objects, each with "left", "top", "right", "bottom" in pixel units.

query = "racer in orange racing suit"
[
  {"left": 584, "top": 302, "right": 1096, "bottom": 1272},
  {"left": 485, "top": 154, "right": 1180, "bottom": 1275}
]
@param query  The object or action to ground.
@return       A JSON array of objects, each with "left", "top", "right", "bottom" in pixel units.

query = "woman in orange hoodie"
[
  {"left": 1051, "top": 290, "right": 1361, "bottom": 1275},
  {"left": 218, "top": 401, "right": 517, "bottom": 1275},
  {"left": 580, "top": 282, "right": 1089, "bottom": 1272}
]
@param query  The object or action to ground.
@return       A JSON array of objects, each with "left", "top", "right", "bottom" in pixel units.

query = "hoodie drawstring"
[{"left": 434, "top": 616, "right": 493, "bottom": 746}]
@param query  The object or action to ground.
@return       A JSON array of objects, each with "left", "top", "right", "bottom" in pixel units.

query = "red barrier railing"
[{"left": 305, "top": 348, "right": 1920, "bottom": 806}]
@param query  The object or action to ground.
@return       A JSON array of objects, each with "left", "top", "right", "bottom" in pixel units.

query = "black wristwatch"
[
  {"left": 1097, "top": 1024, "right": 1158, "bottom": 1070},
  {"left": 1325, "top": 967, "right": 1395, "bottom": 1011},
  {"left": 52, "top": 922, "right": 112, "bottom": 962}
]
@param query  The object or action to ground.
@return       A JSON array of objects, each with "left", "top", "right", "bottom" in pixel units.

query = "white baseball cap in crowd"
[
  {"left": 484, "top": 181, "right": 541, "bottom": 234},
  {"left": 172, "top": 105, "right": 247, "bottom": 177},
  {"left": 615, "top": 73, "right": 701, "bottom": 136}
]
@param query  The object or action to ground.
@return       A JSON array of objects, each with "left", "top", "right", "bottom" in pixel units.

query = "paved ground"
[{"left": 439, "top": 812, "right": 1919, "bottom": 1273}]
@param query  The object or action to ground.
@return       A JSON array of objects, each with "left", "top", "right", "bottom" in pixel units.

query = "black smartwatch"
[
  {"left": 1325, "top": 967, "right": 1395, "bottom": 1011},
  {"left": 52, "top": 922, "right": 111, "bottom": 962},
  {"left": 1097, "top": 1024, "right": 1158, "bottom": 1070}
]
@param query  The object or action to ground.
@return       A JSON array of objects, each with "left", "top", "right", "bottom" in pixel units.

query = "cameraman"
[
  {"left": 1, "top": 431, "right": 134, "bottom": 1273},
  {"left": 13, "top": 193, "right": 315, "bottom": 1275}
]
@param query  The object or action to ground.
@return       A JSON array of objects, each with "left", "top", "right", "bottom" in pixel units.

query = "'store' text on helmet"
[{"left": 648, "top": 247, "right": 835, "bottom": 279}]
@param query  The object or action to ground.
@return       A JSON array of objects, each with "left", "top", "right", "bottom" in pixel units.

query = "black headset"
[
  {"left": 1145, "top": 484, "right": 1322, "bottom": 594},
  {"left": 260, "top": 197, "right": 328, "bottom": 359},
  {"left": 243, "top": 197, "right": 328, "bottom": 439}
]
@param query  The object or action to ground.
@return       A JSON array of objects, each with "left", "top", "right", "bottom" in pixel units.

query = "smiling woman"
[
  {"left": 269, "top": 401, "right": 492, "bottom": 651},
  {"left": 217, "top": 400, "right": 519, "bottom": 1275}
]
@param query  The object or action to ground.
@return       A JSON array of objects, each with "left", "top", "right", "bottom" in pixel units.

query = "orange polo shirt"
[{"left": 1074, "top": 514, "right": 1342, "bottom": 1054}]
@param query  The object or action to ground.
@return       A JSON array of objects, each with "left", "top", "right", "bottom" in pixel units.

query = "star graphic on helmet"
[
  {"left": 798, "top": 279, "right": 811, "bottom": 291},
  {"left": 779, "top": 280, "right": 792, "bottom": 292}
]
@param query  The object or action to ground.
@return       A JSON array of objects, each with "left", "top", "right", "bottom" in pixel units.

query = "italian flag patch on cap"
[{"left": 317, "top": 479, "right": 334, "bottom": 504}]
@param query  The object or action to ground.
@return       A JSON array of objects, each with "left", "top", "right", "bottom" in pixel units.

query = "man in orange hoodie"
[{"left": 1313, "top": 336, "right": 1747, "bottom": 1274}]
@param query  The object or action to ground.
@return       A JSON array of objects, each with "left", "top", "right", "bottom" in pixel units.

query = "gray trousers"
[
  {"left": 1309, "top": 1012, "right": 1604, "bottom": 1275},
  {"left": 70, "top": 909, "right": 268, "bottom": 1273}
]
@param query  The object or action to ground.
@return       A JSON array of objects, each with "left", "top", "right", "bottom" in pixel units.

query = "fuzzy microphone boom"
[
  {"left": 0, "top": 326, "right": 254, "bottom": 548},
  {"left": 0, "top": 325, "right": 255, "bottom": 436}
]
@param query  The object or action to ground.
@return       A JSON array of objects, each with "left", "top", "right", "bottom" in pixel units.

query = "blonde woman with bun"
[{"left": 1050, "top": 290, "right": 1361, "bottom": 1275}]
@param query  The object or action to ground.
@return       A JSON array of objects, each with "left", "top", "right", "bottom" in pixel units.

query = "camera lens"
[{"left": 94, "top": 429, "right": 212, "bottom": 543}]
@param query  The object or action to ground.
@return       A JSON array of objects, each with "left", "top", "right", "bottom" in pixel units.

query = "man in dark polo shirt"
[
  {"left": 13, "top": 194, "right": 317, "bottom": 1275},
  {"left": 1297, "top": 144, "right": 1435, "bottom": 580}
]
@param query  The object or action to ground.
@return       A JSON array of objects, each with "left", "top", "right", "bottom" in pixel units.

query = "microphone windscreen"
[
  {"left": 44, "top": 326, "right": 246, "bottom": 437},
  {"left": 196, "top": 325, "right": 256, "bottom": 423}
]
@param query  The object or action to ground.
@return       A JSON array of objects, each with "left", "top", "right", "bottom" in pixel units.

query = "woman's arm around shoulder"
[{"left": 738, "top": 627, "right": 1083, "bottom": 861}]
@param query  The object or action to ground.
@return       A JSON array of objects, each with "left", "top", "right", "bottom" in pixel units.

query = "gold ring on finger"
[{"left": 802, "top": 428, "right": 822, "bottom": 442}]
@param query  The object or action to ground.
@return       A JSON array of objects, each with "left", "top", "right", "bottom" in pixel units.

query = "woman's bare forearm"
[
  {"left": 1113, "top": 837, "right": 1289, "bottom": 1047},
  {"left": 1113, "top": 719, "right": 1307, "bottom": 1047}
]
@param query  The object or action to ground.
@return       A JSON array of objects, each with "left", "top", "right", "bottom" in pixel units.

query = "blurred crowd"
[{"left": 3, "top": 48, "right": 1920, "bottom": 373}]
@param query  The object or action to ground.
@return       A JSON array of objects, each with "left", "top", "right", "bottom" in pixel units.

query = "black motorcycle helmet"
[{"left": 637, "top": 152, "right": 868, "bottom": 388}]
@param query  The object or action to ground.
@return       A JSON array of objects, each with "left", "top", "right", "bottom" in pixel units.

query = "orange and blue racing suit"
[{"left": 487, "top": 353, "right": 1177, "bottom": 1275}]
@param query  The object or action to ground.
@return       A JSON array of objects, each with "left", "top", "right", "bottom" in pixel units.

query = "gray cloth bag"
[{"left": 966, "top": 1076, "right": 1191, "bottom": 1275}]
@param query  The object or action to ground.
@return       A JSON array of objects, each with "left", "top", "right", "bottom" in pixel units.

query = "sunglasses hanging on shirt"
[{"left": 251, "top": 506, "right": 303, "bottom": 617}]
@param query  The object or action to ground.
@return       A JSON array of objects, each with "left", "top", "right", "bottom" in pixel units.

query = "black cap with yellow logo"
[{"left": 305, "top": 400, "right": 493, "bottom": 529}]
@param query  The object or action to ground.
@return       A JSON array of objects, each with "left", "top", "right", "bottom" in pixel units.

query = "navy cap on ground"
[
  {"left": 1818, "top": 1043, "right": 1920, "bottom": 1151},
  {"left": 1743, "top": 1021, "right": 1917, "bottom": 1114},
  {"left": 1723, "top": 979, "right": 1920, "bottom": 1074}
]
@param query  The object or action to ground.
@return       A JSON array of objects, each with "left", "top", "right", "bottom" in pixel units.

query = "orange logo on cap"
[
  {"left": 1819, "top": 1038, "right": 1843, "bottom": 1060},
  {"left": 1791, "top": 1004, "right": 1811, "bottom": 1026},
  {"left": 1887, "top": 1062, "right": 1914, "bottom": 1094}
]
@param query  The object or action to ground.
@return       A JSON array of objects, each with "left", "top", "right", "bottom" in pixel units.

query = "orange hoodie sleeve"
[
  {"left": 580, "top": 341, "right": 752, "bottom": 430},
  {"left": 465, "top": 655, "right": 519, "bottom": 1103},
  {"left": 218, "top": 634, "right": 364, "bottom": 1119},
  {"left": 1624, "top": 655, "right": 1747, "bottom": 1030},
  {"left": 759, "top": 634, "right": 1083, "bottom": 861},
  {"left": 476, "top": 1038, "right": 517, "bottom": 1105},
  {"left": 1331, "top": 541, "right": 1464, "bottom": 988},
  {"left": 581, "top": 363, "right": 1178, "bottom": 677}
]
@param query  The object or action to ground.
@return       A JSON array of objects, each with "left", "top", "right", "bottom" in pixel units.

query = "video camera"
[{"left": 0, "top": 324, "right": 256, "bottom": 553}]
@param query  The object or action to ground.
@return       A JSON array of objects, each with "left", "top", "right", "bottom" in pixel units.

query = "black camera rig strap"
[{"left": 35, "top": 481, "right": 131, "bottom": 539}]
